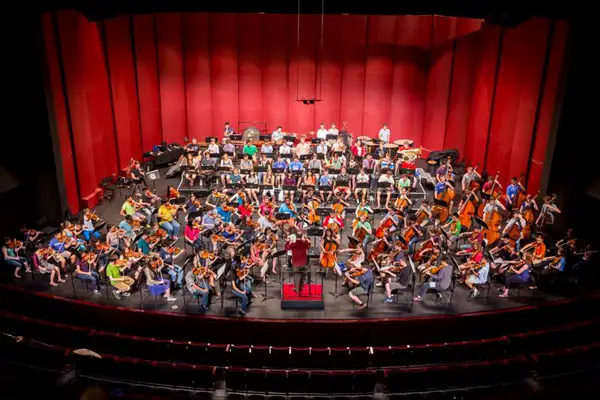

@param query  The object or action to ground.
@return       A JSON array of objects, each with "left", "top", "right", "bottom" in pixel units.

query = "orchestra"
[{"left": 2, "top": 121, "right": 594, "bottom": 317}]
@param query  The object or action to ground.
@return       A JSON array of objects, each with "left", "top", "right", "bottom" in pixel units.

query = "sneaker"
[
  {"left": 375, "top": 282, "right": 383, "bottom": 287},
  {"left": 122, "top": 292, "right": 131, "bottom": 297},
  {"left": 93, "top": 290, "right": 101, "bottom": 295},
  {"left": 413, "top": 296, "right": 422, "bottom": 302},
  {"left": 166, "top": 297, "right": 177, "bottom": 302},
  {"left": 238, "top": 309, "right": 246, "bottom": 316},
  {"left": 113, "top": 290, "right": 122, "bottom": 300},
  {"left": 470, "top": 288, "right": 479, "bottom": 298},
  {"left": 436, "top": 293, "right": 443, "bottom": 299},
  {"left": 383, "top": 297, "right": 394, "bottom": 304}
]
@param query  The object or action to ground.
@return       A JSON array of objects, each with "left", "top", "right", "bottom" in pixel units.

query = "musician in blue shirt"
[
  {"left": 506, "top": 177, "right": 525, "bottom": 206},
  {"left": 288, "top": 157, "right": 304, "bottom": 172},
  {"left": 278, "top": 197, "right": 297, "bottom": 218},
  {"left": 319, "top": 170, "right": 333, "bottom": 202}
]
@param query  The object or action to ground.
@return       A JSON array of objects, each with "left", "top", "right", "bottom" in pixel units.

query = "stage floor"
[{"left": 11, "top": 165, "right": 567, "bottom": 320}]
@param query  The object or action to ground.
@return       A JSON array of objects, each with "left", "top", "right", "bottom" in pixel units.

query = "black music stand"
[
  {"left": 261, "top": 249, "right": 287, "bottom": 302},
  {"left": 299, "top": 154, "right": 312, "bottom": 161}
]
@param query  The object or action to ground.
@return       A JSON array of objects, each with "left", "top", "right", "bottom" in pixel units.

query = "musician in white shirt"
[
  {"left": 279, "top": 143, "right": 292, "bottom": 155},
  {"left": 316, "top": 123, "right": 328, "bottom": 140},
  {"left": 316, "top": 141, "right": 328, "bottom": 155},
  {"left": 207, "top": 138, "right": 220, "bottom": 155},
  {"left": 328, "top": 123, "right": 339, "bottom": 137},
  {"left": 379, "top": 124, "right": 391, "bottom": 144},
  {"left": 271, "top": 126, "right": 284, "bottom": 144},
  {"left": 376, "top": 169, "right": 395, "bottom": 209},
  {"left": 295, "top": 137, "right": 311, "bottom": 157}
]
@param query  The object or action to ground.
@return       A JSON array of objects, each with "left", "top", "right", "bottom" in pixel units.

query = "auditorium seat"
[
  {"left": 532, "top": 342, "right": 600, "bottom": 377},
  {"left": 287, "top": 369, "right": 310, "bottom": 393},
  {"left": 330, "top": 370, "right": 355, "bottom": 394},
  {"left": 206, "top": 343, "right": 229, "bottom": 366},
  {"left": 310, "top": 347, "right": 331, "bottom": 368},
  {"left": 290, "top": 346, "right": 311, "bottom": 368},
  {"left": 353, "top": 370, "right": 377, "bottom": 394},
  {"left": 309, "top": 370, "right": 331, "bottom": 394},
  {"left": 225, "top": 367, "right": 246, "bottom": 392},
  {"left": 349, "top": 346, "right": 372, "bottom": 369},
  {"left": 245, "top": 368, "right": 269, "bottom": 393},
  {"left": 229, "top": 344, "right": 251, "bottom": 366},
  {"left": 330, "top": 347, "right": 351, "bottom": 369},
  {"left": 265, "top": 369, "right": 288, "bottom": 394},
  {"left": 269, "top": 346, "right": 291, "bottom": 368},
  {"left": 247, "top": 345, "right": 271, "bottom": 368}
]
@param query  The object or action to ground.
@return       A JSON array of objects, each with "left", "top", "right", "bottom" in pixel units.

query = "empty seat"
[
  {"left": 287, "top": 369, "right": 310, "bottom": 394},
  {"left": 354, "top": 370, "right": 377, "bottom": 394},
  {"left": 225, "top": 367, "right": 246, "bottom": 392},
  {"left": 265, "top": 369, "right": 288, "bottom": 394},
  {"left": 330, "top": 370, "right": 354, "bottom": 394},
  {"left": 309, "top": 370, "right": 331, "bottom": 394},
  {"left": 269, "top": 346, "right": 291, "bottom": 368},
  {"left": 245, "top": 368, "right": 268, "bottom": 393},
  {"left": 229, "top": 344, "right": 251, "bottom": 366}
]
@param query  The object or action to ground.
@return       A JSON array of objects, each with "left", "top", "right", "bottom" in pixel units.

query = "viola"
[
  {"left": 200, "top": 250, "right": 216, "bottom": 260},
  {"left": 413, "top": 240, "right": 433, "bottom": 262}
]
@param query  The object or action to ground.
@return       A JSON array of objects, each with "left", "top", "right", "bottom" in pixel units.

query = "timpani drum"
[
  {"left": 383, "top": 143, "right": 399, "bottom": 157},
  {"left": 393, "top": 139, "right": 414, "bottom": 147},
  {"left": 357, "top": 136, "right": 371, "bottom": 141},
  {"left": 364, "top": 141, "right": 377, "bottom": 154}
]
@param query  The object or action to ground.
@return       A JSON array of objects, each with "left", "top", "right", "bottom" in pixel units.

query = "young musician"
[
  {"left": 348, "top": 266, "right": 374, "bottom": 311},
  {"left": 223, "top": 121, "right": 234, "bottom": 137},
  {"left": 144, "top": 257, "right": 177, "bottom": 302},
  {"left": 376, "top": 169, "right": 395, "bottom": 209},
  {"left": 505, "top": 177, "right": 526, "bottom": 207},
  {"left": 106, "top": 256, "right": 135, "bottom": 299},
  {"left": 378, "top": 123, "right": 391, "bottom": 144},
  {"left": 461, "top": 166, "right": 481, "bottom": 192},
  {"left": 316, "top": 123, "right": 328, "bottom": 140},
  {"left": 285, "top": 234, "right": 311, "bottom": 294},
  {"left": 498, "top": 255, "right": 532, "bottom": 298},
  {"left": 186, "top": 267, "right": 211, "bottom": 312},
  {"left": 2, "top": 238, "right": 31, "bottom": 279},
  {"left": 414, "top": 260, "right": 452, "bottom": 301},
  {"left": 158, "top": 203, "right": 180, "bottom": 239}
]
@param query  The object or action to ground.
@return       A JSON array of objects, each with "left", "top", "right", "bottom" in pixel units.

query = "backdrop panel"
[
  {"left": 183, "top": 13, "right": 212, "bottom": 139},
  {"left": 42, "top": 13, "right": 80, "bottom": 213},
  {"left": 132, "top": 14, "right": 163, "bottom": 151},
  {"left": 43, "top": 11, "right": 570, "bottom": 209},
  {"left": 156, "top": 13, "right": 187, "bottom": 143},
  {"left": 104, "top": 16, "right": 143, "bottom": 169}
]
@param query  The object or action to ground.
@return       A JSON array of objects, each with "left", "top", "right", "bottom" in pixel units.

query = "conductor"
[{"left": 285, "top": 233, "right": 311, "bottom": 294}]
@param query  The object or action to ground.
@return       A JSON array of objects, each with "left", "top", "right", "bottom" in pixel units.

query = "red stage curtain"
[
  {"left": 42, "top": 13, "right": 80, "bottom": 213},
  {"left": 104, "top": 16, "right": 143, "bottom": 169},
  {"left": 156, "top": 13, "right": 187, "bottom": 143},
  {"left": 43, "top": 11, "right": 570, "bottom": 208},
  {"left": 527, "top": 20, "right": 570, "bottom": 193},
  {"left": 132, "top": 14, "right": 163, "bottom": 151},
  {"left": 183, "top": 13, "right": 213, "bottom": 139}
]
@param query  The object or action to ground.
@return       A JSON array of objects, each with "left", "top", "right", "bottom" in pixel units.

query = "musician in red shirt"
[{"left": 285, "top": 234, "right": 312, "bottom": 294}]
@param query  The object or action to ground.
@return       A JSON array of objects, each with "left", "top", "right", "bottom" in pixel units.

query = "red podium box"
[{"left": 281, "top": 283, "right": 324, "bottom": 311}]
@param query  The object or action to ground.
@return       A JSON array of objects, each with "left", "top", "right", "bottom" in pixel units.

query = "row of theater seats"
[
  {"left": 1, "top": 310, "right": 599, "bottom": 370},
  {"left": 2, "top": 335, "right": 600, "bottom": 396}
]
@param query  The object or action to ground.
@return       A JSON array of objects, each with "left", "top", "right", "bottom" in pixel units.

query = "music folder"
[
  {"left": 275, "top": 212, "right": 291, "bottom": 220},
  {"left": 356, "top": 182, "right": 370, "bottom": 189},
  {"left": 272, "top": 168, "right": 285, "bottom": 174},
  {"left": 319, "top": 185, "right": 332, "bottom": 192},
  {"left": 217, "top": 166, "right": 232, "bottom": 172},
  {"left": 255, "top": 166, "right": 267, "bottom": 173},
  {"left": 282, "top": 185, "right": 296, "bottom": 192}
]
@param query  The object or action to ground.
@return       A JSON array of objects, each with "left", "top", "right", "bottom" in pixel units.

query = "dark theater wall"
[{"left": 42, "top": 11, "right": 569, "bottom": 212}]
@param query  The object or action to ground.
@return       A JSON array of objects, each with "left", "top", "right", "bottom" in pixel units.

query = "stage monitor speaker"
[{"left": 147, "top": 170, "right": 160, "bottom": 181}]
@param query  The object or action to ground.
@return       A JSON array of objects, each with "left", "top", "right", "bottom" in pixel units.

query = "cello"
[
  {"left": 458, "top": 190, "right": 476, "bottom": 231},
  {"left": 433, "top": 177, "right": 455, "bottom": 224},
  {"left": 375, "top": 215, "right": 395, "bottom": 239},
  {"left": 320, "top": 230, "right": 338, "bottom": 270}
]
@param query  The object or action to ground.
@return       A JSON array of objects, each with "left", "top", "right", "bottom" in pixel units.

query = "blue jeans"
[
  {"left": 192, "top": 281, "right": 210, "bottom": 307},
  {"left": 164, "top": 265, "right": 184, "bottom": 286},
  {"left": 232, "top": 290, "right": 249, "bottom": 310},
  {"left": 77, "top": 272, "right": 100, "bottom": 290},
  {"left": 4, "top": 258, "right": 26, "bottom": 271},
  {"left": 161, "top": 220, "right": 180, "bottom": 237},
  {"left": 408, "top": 237, "right": 419, "bottom": 254},
  {"left": 83, "top": 230, "right": 101, "bottom": 241}
]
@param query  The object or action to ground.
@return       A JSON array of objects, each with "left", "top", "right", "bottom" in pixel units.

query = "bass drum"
[{"left": 242, "top": 127, "right": 260, "bottom": 142}]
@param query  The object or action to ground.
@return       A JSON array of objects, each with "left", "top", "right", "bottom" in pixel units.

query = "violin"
[
  {"left": 7, "top": 239, "right": 23, "bottom": 249},
  {"left": 428, "top": 261, "right": 447, "bottom": 275},
  {"left": 349, "top": 266, "right": 368, "bottom": 277},
  {"left": 169, "top": 187, "right": 180, "bottom": 198},
  {"left": 200, "top": 250, "right": 216, "bottom": 260},
  {"left": 82, "top": 252, "right": 98, "bottom": 263},
  {"left": 125, "top": 249, "right": 143, "bottom": 258},
  {"left": 96, "top": 242, "right": 111, "bottom": 252},
  {"left": 85, "top": 209, "right": 100, "bottom": 222}
]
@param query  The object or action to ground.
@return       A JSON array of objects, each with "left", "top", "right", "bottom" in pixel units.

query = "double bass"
[
  {"left": 432, "top": 183, "right": 454, "bottom": 224},
  {"left": 478, "top": 171, "right": 500, "bottom": 218},
  {"left": 521, "top": 192, "right": 539, "bottom": 240},
  {"left": 458, "top": 190, "right": 476, "bottom": 231},
  {"left": 482, "top": 198, "right": 503, "bottom": 245}
]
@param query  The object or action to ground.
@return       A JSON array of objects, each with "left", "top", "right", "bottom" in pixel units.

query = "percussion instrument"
[
  {"left": 393, "top": 139, "right": 414, "bottom": 147},
  {"left": 357, "top": 136, "right": 372, "bottom": 141},
  {"left": 384, "top": 143, "right": 399, "bottom": 149}
]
